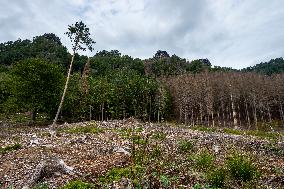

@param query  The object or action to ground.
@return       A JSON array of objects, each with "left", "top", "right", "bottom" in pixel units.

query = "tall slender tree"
[{"left": 50, "top": 21, "right": 95, "bottom": 135}]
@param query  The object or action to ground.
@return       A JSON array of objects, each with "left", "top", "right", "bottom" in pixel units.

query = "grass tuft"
[
  {"left": 62, "top": 126, "right": 103, "bottom": 134},
  {"left": 60, "top": 180, "right": 94, "bottom": 189},
  {"left": 0, "top": 143, "right": 22, "bottom": 154},
  {"left": 226, "top": 154, "right": 260, "bottom": 182},
  {"left": 177, "top": 140, "right": 194, "bottom": 153},
  {"left": 194, "top": 150, "right": 215, "bottom": 171}
]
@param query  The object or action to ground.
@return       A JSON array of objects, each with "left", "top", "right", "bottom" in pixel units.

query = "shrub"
[
  {"left": 178, "top": 140, "right": 194, "bottom": 153},
  {"left": 152, "top": 131, "right": 167, "bottom": 140},
  {"left": 100, "top": 167, "right": 131, "bottom": 183},
  {"left": 160, "top": 174, "right": 170, "bottom": 188},
  {"left": 61, "top": 180, "right": 94, "bottom": 189},
  {"left": 226, "top": 154, "right": 260, "bottom": 182},
  {"left": 195, "top": 151, "right": 214, "bottom": 171},
  {"left": 151, "top": 146, "right": 162, "bottom": 158},
  {"left": 207, "top": 167, "right": 226, "bottom": 188}
]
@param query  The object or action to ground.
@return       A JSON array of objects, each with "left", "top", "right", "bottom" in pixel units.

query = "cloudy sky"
[{"left": 1, "top": 0, "right": 284, "bottom": 69}]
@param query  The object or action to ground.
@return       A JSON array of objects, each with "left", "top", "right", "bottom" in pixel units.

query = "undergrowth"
[{"left": 0, "top": 143, "right": 22, "bottom": 154}]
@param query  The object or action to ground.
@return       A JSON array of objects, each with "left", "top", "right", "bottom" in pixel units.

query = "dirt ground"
[{"left": 0, "top": 120, "right": 283, "bottom": 189}]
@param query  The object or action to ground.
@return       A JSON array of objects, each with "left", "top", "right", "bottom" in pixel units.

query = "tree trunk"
[
  {"left": 245, "top": 101, "right": 251, "bottom": 129},
  {"left": 267, "top": 105, "right": 274, "bottom": 132},
  {"left": 32, "top": 108, "right": 37, "bottom": 123},
  {"left": 279, "top": 101, "right": 284, "bottom": 126},
  {"left": 191, "top": 108, "right": 194, "bottom": 126},
  {"left": 217, "top": 110, "right": 220, "bottom": 127},
  {"left": 101, "top": 102, "right": 104, "bottom": 121},
  {"left": 50, "top": 52, "right": 75, "bottom": 135},
  {"left": 230, "top": 93, "right": 238, "bottom": 129},
  {"left": 253, "top": 99, "right": 258, "bottom": 130},
  {"left": 89, "top": 105, "right": 92, "bottom": 121},
  {"left": 211, "top": 111, "right": 214, "bottom": 127},
  {"left": 221, "top": 101, "right": 225, "bottom": 127}
]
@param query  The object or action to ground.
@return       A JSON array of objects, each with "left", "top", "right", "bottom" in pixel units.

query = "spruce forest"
[{"left": 0, "top": 20, "right": 284, "bottom": 189}]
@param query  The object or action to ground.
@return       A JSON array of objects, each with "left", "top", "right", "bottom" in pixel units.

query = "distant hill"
[{"left": 242, "top": 57, "right": 284, "bottom": 75}]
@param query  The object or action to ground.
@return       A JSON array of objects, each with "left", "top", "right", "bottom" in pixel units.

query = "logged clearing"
[{"left": 0, "top": 119, "right": 283, "bottom": 189}]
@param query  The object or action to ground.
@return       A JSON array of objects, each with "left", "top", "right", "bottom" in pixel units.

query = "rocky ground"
[{"left": 0, "top": 119, "right": 283, "bottom": 189}]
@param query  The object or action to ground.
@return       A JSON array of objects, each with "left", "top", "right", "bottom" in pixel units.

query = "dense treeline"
[
  {"left": 242, "top": 57, "right": 284, "bottom": 75},
  {"left": 0, "top": 33, "right": 284, "bottom": 129},
  {"left": 162, "top": 72, "right": 284, "bottom": 129}
]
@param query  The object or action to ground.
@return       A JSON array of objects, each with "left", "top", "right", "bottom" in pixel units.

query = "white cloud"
[{"left": 0, "top": 0, "right": 284, "bottom": 68}]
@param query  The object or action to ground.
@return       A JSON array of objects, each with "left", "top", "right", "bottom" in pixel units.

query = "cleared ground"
[{"left": 0, "top": 119, "right": 283, "bottom": 188}]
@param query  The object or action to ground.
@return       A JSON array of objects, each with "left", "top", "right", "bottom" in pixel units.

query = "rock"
[
  {"left": 212, "top": 145, "right": 220, "bottom": 153},
  {"left": 113, "top": 147, "right": 130, "bottom": 155},
  {"left": 29, "top": 134, "right": 40, "bottom": 146}
]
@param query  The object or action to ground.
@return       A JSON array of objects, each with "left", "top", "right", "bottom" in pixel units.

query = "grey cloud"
[{"left": 1, "top": 0, "right": 284, "bottom": 68}]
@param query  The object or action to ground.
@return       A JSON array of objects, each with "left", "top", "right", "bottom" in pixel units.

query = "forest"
[{"left": 1, "top": 31, "right": 284, "bottom": 130}]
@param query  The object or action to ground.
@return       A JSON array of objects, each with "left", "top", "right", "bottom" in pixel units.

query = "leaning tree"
[{"left": 50, "top": 21, "right": 95, "bottom": 135}]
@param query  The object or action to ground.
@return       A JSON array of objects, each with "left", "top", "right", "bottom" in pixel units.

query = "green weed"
[
  {"left": 60, "top": 180, "right": 94, "bottom": 189},
  {"left": 195, "top": 151, "right": 215, "bottom": 171},
  {"left": 207, "top": 167, "right": 226, "bottom": 188},
  {"left": 178, "top": 140, "right": 194, "bottom": 153},
  {"left": 62, "top": 126, "right": 103, "bottom": 134},
  {"left": 226, "top": 154, "right": 260, "bottom": 182},
  {"left": 0, "top": 143, "right": 21, "bottom": 154}
]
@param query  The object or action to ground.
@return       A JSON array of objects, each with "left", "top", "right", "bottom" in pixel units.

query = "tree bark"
[
  {"left": 50, "top": 52, "right": 75, "bottom": 135},
  {"left": 32, "top": 108, "right": 37, "bottom": 123},
  {"left": 230, "top": 93, "right": 238, "bottom": 129}
]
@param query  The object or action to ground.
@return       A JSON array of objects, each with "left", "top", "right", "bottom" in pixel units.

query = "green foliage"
[
  {"left": 62, "top": 125, "right": 103, "bottom": 134},
  {"left": 100, "top": 167, "right": 132, "bottom": 183},
  {"left": 0, "top": 34, "right": 69, "bottom": 68},
  {"left": 151, "top": 145, "right": 162, "bottom": 158},
  {"left": 177, "top": 140, "right": 194, "bottom": 153},
  {"left": 149, "top": 53, "right": 189, "bottom": 77},
  {"left": 193, "top": 184, "right": 218, "bottom": 189},
  {"left": 90, "top": 50, "right": 144, "bottom": 76},
  {"left": 65, "top": 21, "right": 95, "bottom": 52},
  {"left": 159, "top": 174, "right": 170, "bottom": 188},
  {"left": 0, "top": 143, "right": 21, "bottom": 154},
  {"left": 152, "top": 131, "right": 167, "bottom": 140},
  {"left": 132, "top": 135, "right": 147, "bottom": 145},
  {"left": 245, "top": 130, "right": 281, "bottom": 141},
  {"left": 243, "top": 57, "right": 284, "bottom": 75},
  {"left": 207, "top": 167, "right": 226, "bottom": 188},
  {"left": 9, "top": 58, "right": 64, "bottom": 120},
  {"left": 191, "top": 125, "right": 217, "bottom": 133},
  {"left": 195, "top": 151, "right": 214, "bottom": 171},
  {"left": 61, "top": 180, "right": 94, "bottom": 189},
  {"left": 32, "top": 183, "right": 49, "bottom": 189},
  {"left": 88, "top": 69, "right": 170, "bottom": 121},
  {"left": 223, "top": 128, "right": 243, "bottom": 135},
  {"left": 223, "top": 128, "right": 281, "bottom": 140},
  {"left": 226, "top": 154, "right": 260, "bottom": 182},
  {"left": 0, "top": 71, "right": 12, "bottom": 112},
  {"left": 61, "top": 73, "right": 88, "bottom": 121}
]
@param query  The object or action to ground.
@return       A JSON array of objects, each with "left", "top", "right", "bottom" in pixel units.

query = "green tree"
[
  {"left": 10, "top": 58, "right": 64, "bottom": 121},
  {"left": 0, "top": 33, "right": 69, "bottom": 68},
  {"left": 51, "top": 21, "right": 95, "bottom": 131}
]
